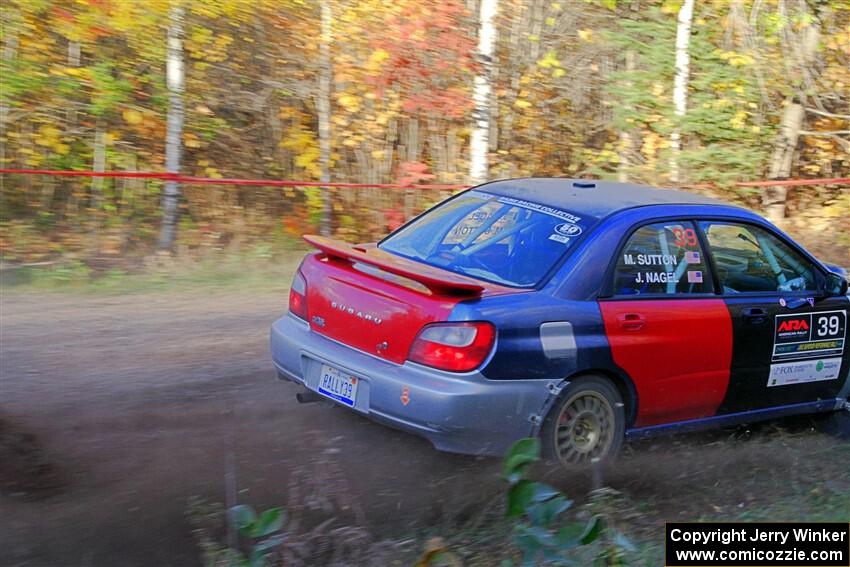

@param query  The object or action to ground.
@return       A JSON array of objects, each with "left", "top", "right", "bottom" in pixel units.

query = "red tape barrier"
[{"left": 0, "top": 169, "right": 848, "bottom": 189}]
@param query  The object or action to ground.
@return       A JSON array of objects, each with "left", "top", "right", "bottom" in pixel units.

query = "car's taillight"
[
  {"left": 289, "top": 270, "right": 308, "bottom": 320},
  {"left": 408, "top": 322, "right": 495, "bottom": 372}
]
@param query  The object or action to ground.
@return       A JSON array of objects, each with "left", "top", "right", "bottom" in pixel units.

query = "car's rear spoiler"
[{"left": 303, "top": 234, "right": 485, "bottom": 295}]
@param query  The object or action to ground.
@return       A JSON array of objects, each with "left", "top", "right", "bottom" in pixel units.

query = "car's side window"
[
  {"left": 699, "top": 221, "right": 817, "bottom": 294},
  {"left": 613, "top": 221, "right": 712, "bottom": 296}
]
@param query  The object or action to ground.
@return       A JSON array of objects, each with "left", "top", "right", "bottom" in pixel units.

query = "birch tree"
[
  {"left": 468, "top": 0, "right": 498, "bottom": 185},
  {"left": 318, "top": 0, "right": 333, "bottom": 236},
  {"left": 669, "top": 0, "right": 694, "bottom": 184},
  {"left": 763, "top": 5, "right": 822, "bottom": 225},
  {"left": 617, "top": 49, "right": 636, "bottom": 182},
  {"left": 158, "top": 1, "right": 185, "bottom": 251}
]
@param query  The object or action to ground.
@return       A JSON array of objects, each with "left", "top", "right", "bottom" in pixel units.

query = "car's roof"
[{"left": 478, "top": 178, "right": 729, "bottom": 221}]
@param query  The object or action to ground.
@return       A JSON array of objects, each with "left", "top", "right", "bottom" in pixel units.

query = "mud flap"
[{"left": 529, "top": 379, "right": 571, "bottom": 438}]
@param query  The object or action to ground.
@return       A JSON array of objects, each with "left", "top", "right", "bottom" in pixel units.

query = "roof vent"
[{"left": 572, "top": 181, "right": 596, "bottom": 189}]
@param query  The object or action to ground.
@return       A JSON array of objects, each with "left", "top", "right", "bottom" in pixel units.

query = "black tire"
[{"left": 541, "top": 375, "right": 626, "bottom": 468}]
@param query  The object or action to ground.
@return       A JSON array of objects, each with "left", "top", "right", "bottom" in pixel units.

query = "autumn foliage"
[{"left": 0, "top": 0, "right": 848, "bottom": 263}]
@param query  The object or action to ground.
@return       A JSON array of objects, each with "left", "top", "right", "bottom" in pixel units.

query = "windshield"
[{"left": 379, "top": 191, "right": 591, "bottom": 287}]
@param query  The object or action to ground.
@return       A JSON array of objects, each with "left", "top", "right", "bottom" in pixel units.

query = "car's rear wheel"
[{"left": 541, "top": 376, "right": 625, "bottom": 468}]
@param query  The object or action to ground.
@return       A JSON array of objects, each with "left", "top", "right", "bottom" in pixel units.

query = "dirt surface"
[{"left": 1, "top": 290, "right": 849, "bottom": 567}]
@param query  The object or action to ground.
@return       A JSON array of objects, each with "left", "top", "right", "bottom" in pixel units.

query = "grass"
[
  {"left": 185, "top": 423, "right": 850, "bottom": 566},
  {"left": 1, "top": 245, "right": 306, "bottom": 295}
]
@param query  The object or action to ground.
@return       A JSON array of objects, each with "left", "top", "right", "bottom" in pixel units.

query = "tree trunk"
[
  {"left": 67, "top": 41, "right": 80, "bottom": 128},
  {"left": 158, "top": 2, "right": 185, "bottom": 251},
  {"left": 91, "top": 121, "right": 105, "bottom": 209},
  {"left": 763, "top": 101, "right": 805, "bottom": 224},
  {"left": 763, "top": 14, "right": 821, "bottom": 225},
  {"left": 318, "top": 0, "right": 333, "bottom": 236},
  {"left": 468, "top": 0, "right": 498, "bottom": 186},
  {"left": 0, "top": 9, "right": 20, "bottom": 171},
  {"left": 669, "top": 0, "right": 695, "bottom": 184},
  {"left": 617, "top": 49, "right": 636, "bottom": 182}
]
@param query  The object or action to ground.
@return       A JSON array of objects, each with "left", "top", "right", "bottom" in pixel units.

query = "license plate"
[{"left": 317, "top": 364, "right": 359, "bottom": 406}]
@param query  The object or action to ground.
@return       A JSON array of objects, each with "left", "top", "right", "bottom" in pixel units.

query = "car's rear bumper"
[{"left": 270, "top": 313, "right": 551, "bottom": 456}]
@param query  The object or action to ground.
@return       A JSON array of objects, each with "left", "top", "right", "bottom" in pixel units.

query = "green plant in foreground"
[
  {"left": 502, "top": 438, "right": 632, "bottom": 566},
  {"left": 228, "top": 505, "right": 286, "bottom": 567}
]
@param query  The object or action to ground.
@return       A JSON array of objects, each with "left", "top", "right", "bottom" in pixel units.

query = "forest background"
[{"left": 1, "top": 0, "right": 847, "bottom": 271}]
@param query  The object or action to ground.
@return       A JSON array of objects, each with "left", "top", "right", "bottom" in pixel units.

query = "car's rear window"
[{"left": 379, "top": 190, "right": 591, "bottom": 287}]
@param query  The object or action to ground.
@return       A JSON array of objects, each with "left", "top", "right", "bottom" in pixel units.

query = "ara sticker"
[
  {"left": 685, "top": 251, "right": 701, "bottom": 264},
  {"left": 772, "top": 310, "right": 847, "bottom": 362},
  {"left": 400, "top": 387, "right": 410, "bottom": 406},
  {"left": 687, "top": 270, "right": 703, "bottom": 283},
  {"left": 549, "top": 234, "right": 570, "bottom": 244}
]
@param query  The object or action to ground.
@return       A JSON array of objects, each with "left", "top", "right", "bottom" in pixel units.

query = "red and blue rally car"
[{"left": 270, "top": 179, "right": 849, "bottom": 466}]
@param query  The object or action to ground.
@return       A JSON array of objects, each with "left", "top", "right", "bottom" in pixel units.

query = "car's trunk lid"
[{"left": 300, "top": 235, "right": 512, "bottom": 364}]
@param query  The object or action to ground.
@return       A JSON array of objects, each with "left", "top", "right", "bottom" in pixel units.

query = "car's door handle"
[
  {"left": 617, "top": 313, "right": 646, "bottom": 331},
  {"left": 742, "top": 307, "right": 767, "bottom": 325}
]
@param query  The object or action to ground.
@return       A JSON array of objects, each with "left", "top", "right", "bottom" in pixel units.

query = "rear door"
[
  {"left": 698, "top": 220, "right": 849, "bottom": 414},
  {"left": 599, "top": 220, "right": 734, "bottom": 427}
]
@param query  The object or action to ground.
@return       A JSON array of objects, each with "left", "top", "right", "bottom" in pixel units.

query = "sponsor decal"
[
  {"left": 548, "top": 234, "right": 570, "bottom": 244},
  {"left": 400, "top": 386, "right": 410, "bottom": 406},
  {"left": 554, "top": 222, "right": 582, "bottom": 237},
  {"left": 685, "top": 250, "right": 701, "bottom": 264},
  {"left": 767, "top": 357, "right": 842, "bottom": 387},
  {"left": 494, "top": 195, "right": 582, "bottom": 223},
  {"left": 687, "top": 270, "right": 703, "bottom": 284},
  {"left": 778, "top": 318, "right": 809, "bottom": 333},
  {"left": 772, "top": 310, "right": 846, "bottom": 361}
]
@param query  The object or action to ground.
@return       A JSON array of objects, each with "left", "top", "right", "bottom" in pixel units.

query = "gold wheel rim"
[{"left": 554, "top": 391, "right": 615, "bottom": 466}]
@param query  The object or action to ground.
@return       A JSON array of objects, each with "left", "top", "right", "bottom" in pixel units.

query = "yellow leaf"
[
  {"left": 123, "top": 109, "right": 143, "bottom": 125},
  {"left": 514, "top": 99, "right": 532, "bottom": 109},
  {"left": 578, "top": 29, "right": 593, "bottom": 42},
  {"left": 338, "top": 93, "right": 361, "bottom": 113},
  {"left": 184, "top": 134, "right": 202, "bottom": 148},
  {"left": 552, "top": 68, "right": 566, "bottom": 78}
]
